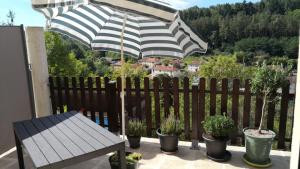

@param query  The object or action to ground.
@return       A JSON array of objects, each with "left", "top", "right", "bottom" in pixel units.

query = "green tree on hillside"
[
  {"left": 45, "top": 32, "right": 88, "bottom": 77},
  {"left": 199, "top": 55, "right": 255, "bottom": 80}
]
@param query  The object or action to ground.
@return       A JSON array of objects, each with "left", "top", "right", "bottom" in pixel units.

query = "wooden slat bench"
[{"left": 13, "top": 111, "right": 125, "bottom": 169}]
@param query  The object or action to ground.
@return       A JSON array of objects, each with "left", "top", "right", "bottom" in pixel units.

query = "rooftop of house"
[
  {"left": 154, "top": 65, "right": 179, "bottom": 72},
  {"left": 140, "top": 57, "right": 160, "bottom": 63}
]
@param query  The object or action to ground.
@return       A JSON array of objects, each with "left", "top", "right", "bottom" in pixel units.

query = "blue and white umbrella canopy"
[{"left": 33, "top": 0, "right": 207, "bottom": 58}]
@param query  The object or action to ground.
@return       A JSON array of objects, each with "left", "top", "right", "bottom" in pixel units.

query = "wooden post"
[
  {"left": 108, "top": 81, "right": 118, "bottom": 133},
  {"left": 191, "top": 83, "right": 199, "bottom": 150},
  {"left": 79, "top": 77, "right": 87, "bottom": 116},
  {"left": 183, "top": 77, "right": 190, "bottom": 139},
  {"left": 278, "top": 81, "right": 290, "bottom": 149},
  {"left": 198, "top": 78, "right": 206, "bottom": 141},
  {"left": 173, "top": 77, "right": 179, "bottom": 118},
  {"left": 231, "top": 79, "right": 240, "bottom": 144},
  {"left": 144, "top": 77, "right": 152, "bottom": 137},
  {"left": 88, "top": 77, "right": 95, "bottom": 122}
]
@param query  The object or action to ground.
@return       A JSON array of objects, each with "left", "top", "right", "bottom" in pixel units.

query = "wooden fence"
[{"left": 49, "top": 76, "right": 295, "bottom": 149}]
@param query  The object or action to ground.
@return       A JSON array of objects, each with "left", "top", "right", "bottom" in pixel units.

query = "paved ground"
[{"left": 0, "top": 137, "right": 290, "bottom": 169}]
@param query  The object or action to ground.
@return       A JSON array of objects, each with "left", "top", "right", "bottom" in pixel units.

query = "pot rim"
[
  {"left": 156, "top": 129, "right": 178, "bottom": 137},
  {"left": 127, "top": 135, "right": 142, "bottom": 138},
  {"left": 243, "top": 127, "right": 276, "bottom": 139},
  {"left": 202, "top": 133, "right": 229, "bottom": 141}
]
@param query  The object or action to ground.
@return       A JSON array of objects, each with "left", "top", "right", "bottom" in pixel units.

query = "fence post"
[
  {"left": 144, "top": 77, "right": 152, "bottom": 137},
  {"left": 183, "top": 77, "right": 190, "bottom": 139},
  {"left": 278, "top": 81, "right": 290, "bottom": 149},
  {"left": 107, "top": 81, "right": 119, "bottom": 133},
  {"left": 190, "top": 83, "right": 199, "bottom": 150},
  {"left": 198, "top": 78, "right": 206, "bottom": 141}
]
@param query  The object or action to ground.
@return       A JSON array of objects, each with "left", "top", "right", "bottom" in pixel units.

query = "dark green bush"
[{"left": 202, "top": 114, "right": 235, "bottom": 138}]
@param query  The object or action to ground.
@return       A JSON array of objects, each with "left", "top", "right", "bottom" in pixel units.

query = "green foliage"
[
  {"left": 110, "top": 152, "right": 142, "bottom": 164},
  {"left": 127, "top": 119, "right": 145, "bottom": 137},
  {"left": 251, "top": 62, "right": 291, "bottom": 131},
  {"left": 202, "top": 114, "right": 235, "bottom": 138},
  {"left": 45, "top": 32, "right": 88, "bottom": 77},
  {"left": 180, "top": 0, "right": 300, "bottom": 57},
  {"left": 160, "top": 113, "right": 182, "bottom": 135},
  {"left": 251, "top": 62, "right": 291, "bottom": 96},
  {"left": 111, "top": 63, "right": 148, "bottom": 80},
  {"left": 199, "top": 55, "right": 255, "bottom": 80}
]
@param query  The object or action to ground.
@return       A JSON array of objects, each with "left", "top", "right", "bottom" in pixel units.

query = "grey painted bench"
[{"left": 13, "top": 111, "right": 125, "bottom": 169}]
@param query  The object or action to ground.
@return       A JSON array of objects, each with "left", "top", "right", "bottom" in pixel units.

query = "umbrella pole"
[{"left": 120, "top": 14, "right": 128, "bottom": 140}]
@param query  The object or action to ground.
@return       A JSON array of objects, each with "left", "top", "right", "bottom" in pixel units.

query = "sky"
[{"left": 0, "top": 0, "right": 260, "bottom": 27}]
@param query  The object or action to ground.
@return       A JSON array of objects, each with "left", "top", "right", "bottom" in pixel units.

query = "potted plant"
[
  {"left": 202, "top": 114, "right": 235, "bottom": 162},
  {"left": 109, "top": 152, "right": 142, "bottom": 169},
  {"left": 156, "top": 113, "right": 182, "bottom": 153},
  {"left": 127, "top": 119, "right": 145, "bottom": 149},
  {"left": 243, "top": 63, "right": 290, "bottom": 167}
]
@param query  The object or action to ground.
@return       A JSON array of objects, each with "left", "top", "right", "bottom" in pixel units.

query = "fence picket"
[
  {"left": 79, "top": 77, "right": 87, "bottom": 116},
  {"left": 210, "top": 78, "right": 217, "bottom": 115},
  {"left": 278, "top": 81, "right": 290, "bottom": 149},
  {"left": 153, "top": 77, "right": 160, "bottom": 128},
  {"left": 95, "top": 77, "right": 104, "bottom": 126},
  {"left": 221, "top": 79, "right": 228, "bottom": 114},
  {"left": 56, "top": 77, "right": 64, "bottom": 113},
  {"left": 49, "top": 77, "right": 57, "bottom": 114},
  {"left": 173, "top": 77, "right": 179, "bottom": 118}
]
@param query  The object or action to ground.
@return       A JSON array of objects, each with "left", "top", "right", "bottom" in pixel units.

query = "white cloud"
[{"left": 169, "top": 0, "right": 198, "bottom": 10}]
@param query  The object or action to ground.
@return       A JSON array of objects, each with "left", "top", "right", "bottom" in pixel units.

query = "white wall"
[
  {"left": 25, "top": 27, "right": 52, "bottom": 117},
  {"left": 290, "top": 35, "right": 300, "bottom": 169}
]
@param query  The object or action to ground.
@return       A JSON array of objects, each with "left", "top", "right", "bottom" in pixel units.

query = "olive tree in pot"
[
  {"left": 109, "top": 152, "right": 142, "bottom": 169},
  {"left": 202, "top": 114, "right": 235, "bottom": 162},
  {"left": 127, "top": 119, "right": 145, "bottom": 149},
  {"left": 243, "top": 63, "right": 291, "bottom": 167},
  {"left": 156, "top": 113, "right": 182, "bottom": 154}
]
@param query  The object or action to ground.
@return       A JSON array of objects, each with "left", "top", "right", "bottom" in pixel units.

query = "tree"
[
  {"left": 250, "top": 62, "right": 291, "bottom": 132},
  {"left": 199, "top": 55, "right": 255, "bottom": 80},
  {"left": 45, "top": 32, "right": 88, "bottom": 77},
  {"left": 6, "top": 10, "right": 15, "bottom": 26}
]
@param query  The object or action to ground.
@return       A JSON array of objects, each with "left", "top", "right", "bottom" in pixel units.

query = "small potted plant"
[
  {"left": 127, "top": 119, "right": 145, "bottom": 149},
  {"left": 202, "top": 114, "right": 235, "bottom": 162},
  {"left": 243, "top": 63, "right": 290, "bottom": 167},
  {"left": 109, "top": 152, "right": 142, "bottom": 169},
  {"left": 156, "top": 113, "right": 182, "bottom": 153}
]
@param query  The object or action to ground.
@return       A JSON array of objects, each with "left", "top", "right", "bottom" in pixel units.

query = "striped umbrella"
[{"left": 32, "top": 0, "right": 207, "bottom": 139}]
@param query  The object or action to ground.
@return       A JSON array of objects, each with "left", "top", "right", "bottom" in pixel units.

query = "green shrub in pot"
[
  {"left": 243, "top": 62, "right": 291, "bottom": 167},
  {"left": 157, "top": 113, "right": 182, "bottom": 153},
  {"left": 127, "top": 119, "right": 145, "bottom": 149},
  {"left": 202, "top": 114, "right": 235, "bottom": 162},
  {"left": 109, "top": 152, "right": 142, "bottom": 169}
]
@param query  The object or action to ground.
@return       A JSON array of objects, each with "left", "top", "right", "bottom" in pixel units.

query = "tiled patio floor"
[{"left": 0, "top": 137, "right": 290, "bottom": 169}]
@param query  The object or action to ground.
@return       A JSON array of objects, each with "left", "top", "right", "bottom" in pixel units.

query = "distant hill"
[{"left": 180, "top": 0, "right": 300, "bottom": 59}]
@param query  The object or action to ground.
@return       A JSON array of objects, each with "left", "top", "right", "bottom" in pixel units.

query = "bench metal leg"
[
  {"left": 14, "top": 131, "right": 25, "bottom": 169},
  {"left": 118, "top": 144, "right": 126, "bottom": 169}
]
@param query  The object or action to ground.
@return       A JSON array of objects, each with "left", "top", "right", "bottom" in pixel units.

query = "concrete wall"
[
  {"left": 0, "top": 26, "right": 34, "bottom": 154},
  {"left": 290, "top": 35, "right": 300, "bottom": 169},
  {"left": 25, "top": 27, "right": 52, "bottom": 117}
]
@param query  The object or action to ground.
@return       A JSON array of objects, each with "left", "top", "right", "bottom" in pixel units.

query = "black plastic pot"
[
  {"left": 109, "top": 152, "right": 138, "bottom": 169},
  {"left": 202, "top": 133, "right": 231, "bottom": 162},
  {"left": 127, "top": 136, "right": 141, "bottom": 149},
  {"left": 156, "top": 129, "right": 178, "bottom": 153}
]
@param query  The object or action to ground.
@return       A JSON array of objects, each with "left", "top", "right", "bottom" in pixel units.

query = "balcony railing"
[{"left": 49, "top": 76, "right": 295, "bottom": 150}]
